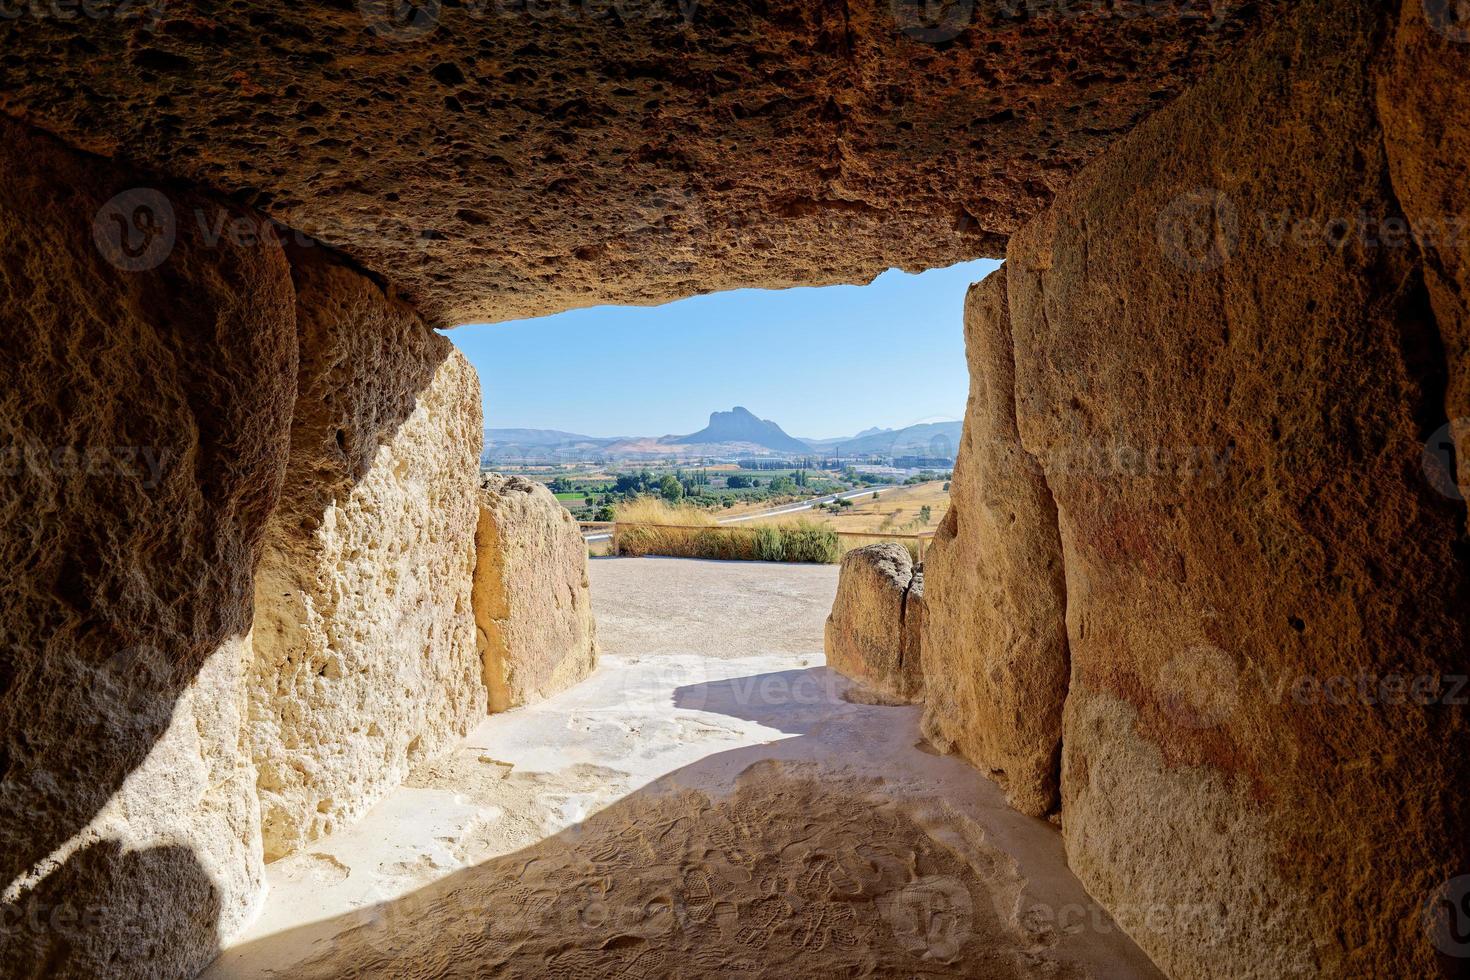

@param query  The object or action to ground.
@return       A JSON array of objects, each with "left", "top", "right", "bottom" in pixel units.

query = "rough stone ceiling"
[{"left": 0, "top": 0, "right": 1285, "bottom": 326}]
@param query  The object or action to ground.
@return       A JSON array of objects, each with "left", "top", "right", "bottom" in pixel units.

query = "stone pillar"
[
  {"left": 824, "top": 542, "right": 925, "bottom": 704},
  {"left": 0, "top": 119, "right": 296, "bottom": 977},
  {"left": 248, "top": 246, "right": 485, "bottom": 861},
  {"left": 998, "top": 0, "right": 1469, "bottom": 974},
  {"left": 473, "top": 474, "right": 598, "bottom": 713},
  {"left": 919, "top": 268, "right": 1069, "bottom": 817}
]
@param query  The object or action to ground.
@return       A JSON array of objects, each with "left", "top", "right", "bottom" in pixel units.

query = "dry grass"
[
  {"left": 610, "top": 497, "right": 839, "bottom": 563},
  {"left": 614, "top": 497, "right": 717, "bottom": 527}
]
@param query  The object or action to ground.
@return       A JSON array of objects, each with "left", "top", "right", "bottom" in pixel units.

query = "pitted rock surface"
[{"left": 0, "top": 0, "right": 1285, "bottom": 325}]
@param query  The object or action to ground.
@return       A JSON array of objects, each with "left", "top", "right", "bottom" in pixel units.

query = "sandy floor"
[{"left": 205, "top": 558, "right": 1160, "bottom": 979}]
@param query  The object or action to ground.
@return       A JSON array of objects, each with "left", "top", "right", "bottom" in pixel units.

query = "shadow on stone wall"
[
  {"left": 247, "top": 242, "right": 483, "bottom": 861},
  {"left": 0, "top": 117, "right": 478, "bottom": 977},
  {"left": 0, "top": 115, "right": 298, "bottom": 978}
]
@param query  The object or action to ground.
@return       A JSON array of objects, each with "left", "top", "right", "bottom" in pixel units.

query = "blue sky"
[{"left": 445, "top": 258, "right": 1000, "bottom": 440}]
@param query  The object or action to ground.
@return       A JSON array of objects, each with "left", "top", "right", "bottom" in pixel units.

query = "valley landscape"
[
  {"left": 482, "top": 406, "right": 956, "bottom": 527},
  {"left": 484, "top": 406, "right": 961, "bottom": 467}
]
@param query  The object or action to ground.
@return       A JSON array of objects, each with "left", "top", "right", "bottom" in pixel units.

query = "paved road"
[{"left": 582, "top": 487, "right": 880, "bottom": 542}]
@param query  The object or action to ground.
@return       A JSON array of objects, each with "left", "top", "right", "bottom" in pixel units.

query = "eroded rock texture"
[
  {"left": 920, "top": 269, "right": 1068, "bottom": 818},
  {"left": 1377, "top": 0, "right": 1470, "bottom": 515},
  {"left": 249, "top": 246, "right": 484, "bottom": 860},
  {"left": 824, "top": 543, "right": 924, "bottom": 703},
  {"left": 473, "top": 474, "right": 598, "bottom": 712},
  {"left": 1002, "top": 0, "right": 1470, "bottom": 974},
  {"left": 0, "top": 1, "right": 1286, "bottom": 325},
  {"left": 0, "top": 119, "right": 296, "bottom": 976}
]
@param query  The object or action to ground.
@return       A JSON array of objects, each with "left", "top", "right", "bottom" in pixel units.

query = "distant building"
[{"left": 893, "top": 455, "right": 955, "bottom": 469}]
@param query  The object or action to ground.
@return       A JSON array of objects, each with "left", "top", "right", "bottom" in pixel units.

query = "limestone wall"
[
  {"left": 919, "top": 269, "right": 1069, "bottom": 817},
  {"left": 473, "top": 474, "right": 598, "bottom": 712},
  {"left": 923, "top": 0, "right": 1470, "bottom": 974},
  {"left": 1377, "top": 0, "right": 1470, "bottom": 517},
  {"left": 0, "top": 119, "right": 295, "bottom": 976},
  {"left": 249, "top": 247, "right": 485, "bottom": 860}
]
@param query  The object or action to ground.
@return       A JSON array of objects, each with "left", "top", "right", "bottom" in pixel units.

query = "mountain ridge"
[
  {"left": 660, "top": 406, "right": 810, "bottom": 453},
  {"left": 484, "top": 410, "right": 961, "bottom": 460}
]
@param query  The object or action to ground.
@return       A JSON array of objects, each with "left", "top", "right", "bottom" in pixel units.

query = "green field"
[{"left": 484, "top": 461, "right": 945, "bottom": 524}]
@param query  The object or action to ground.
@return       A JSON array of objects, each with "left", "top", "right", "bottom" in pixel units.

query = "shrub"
[
  {"left": 612, "top": 497, "right": 715, "bottom": 557},
  {"left": 754, "top": 525, "right": 785, "bottom": 562},
  {"left": 778, "top": 522, "right": 840, "bottom": 563}
]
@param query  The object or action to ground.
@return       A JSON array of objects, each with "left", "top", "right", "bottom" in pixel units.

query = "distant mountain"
[
  {"left": 482, "top": 427, "right": 624, "bottom": 464},
  {"left": 805, "top": 420, "right": 962, "bottom": 456},
  {"left": 485, "top": 427, "right": 601, "bottom": 447},
  {"left": 661, "top": 407, "right": 812, "bottom": 453}
]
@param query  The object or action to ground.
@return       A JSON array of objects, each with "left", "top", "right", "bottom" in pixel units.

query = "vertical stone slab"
[
  {"left": 824, "top": 542, "right": 925, "bottom": 703},
  {"left": 248, "top": 246, "right": 484, "bottom": 860},
  {"left": 1378, "top": 0, "right": 1470, "bottom": 516},
  {"left": 1006, "top": 0, "right": 1470, "bottom": 975},
  {"left": 0, "top": 120, "right": 296, "bottom": 976},
  {"left": 473, "top": 474, "right": 598, "bottom": 712},
  {"left": 919, "top": 269, "right": 1069, "bottom": 817}
]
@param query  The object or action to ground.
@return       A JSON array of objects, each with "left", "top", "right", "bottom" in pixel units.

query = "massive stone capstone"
[
  {"left": 1001, "top": 0, "right": 1470, "bottom": 974},
  {"left": 248, "top": 245, "right": 485, "bottom": 860},
  {"left": 473, "top": 474, "right": 598, "bottom": 712},
  {"left": 920, "top": 268, "right": 1068, "bottom": 818},
  {"left": 0, "top": 0, "right": 1288, "bottom": 325},
  {"left": 0, "top": 118, "right": 297, "bottom": 977}
]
